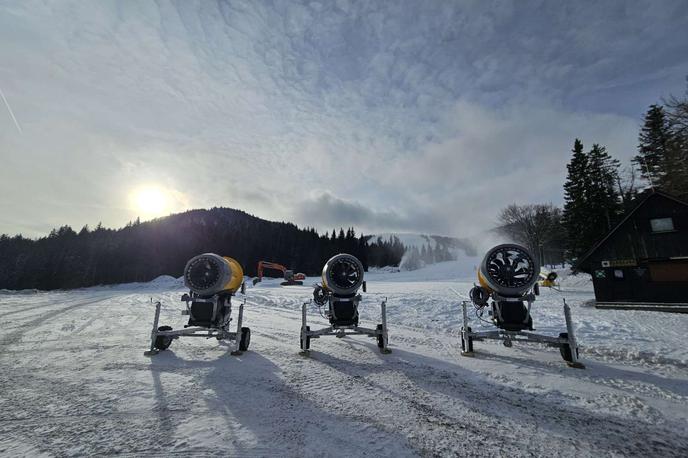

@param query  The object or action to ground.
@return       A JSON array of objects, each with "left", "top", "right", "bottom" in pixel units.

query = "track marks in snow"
[
  {"left": 250, "top": 308, "right": 688, "bottom": 456},
  {"left": 2, "top": 286, "right": 688, "bottom": 456},
  {"left": 0, "top": 294, "right": 123, "bottom": 347}
]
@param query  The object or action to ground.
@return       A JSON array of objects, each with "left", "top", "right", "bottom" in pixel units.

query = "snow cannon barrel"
[
  {"left": 183, "top": 253, "right": 244, "bottom": 297},
  {"left": 477, "top": 244, "right": 539, "bottom": 297},
  {"left": 322, "top": 253, "right": 365, "bottom": 296}
]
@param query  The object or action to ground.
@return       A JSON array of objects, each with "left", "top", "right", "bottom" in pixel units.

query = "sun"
[{"left": 131, "top": 186, "right": 169, "bottom": 218}]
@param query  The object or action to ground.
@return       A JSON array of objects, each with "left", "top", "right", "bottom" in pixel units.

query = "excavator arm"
[
  {"left": 256, "top": 261, "right": 287, "bottom": 280},
  {"left": 253, "top": 261, "right": 305, "bottom": 286}
]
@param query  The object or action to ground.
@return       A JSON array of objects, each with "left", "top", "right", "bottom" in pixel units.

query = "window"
[
  {"left": 649, "top": 261, "right": 688, "bottom": 282},
  {"left": 650, "top": 217, "right": 675, "bottom": 233}
]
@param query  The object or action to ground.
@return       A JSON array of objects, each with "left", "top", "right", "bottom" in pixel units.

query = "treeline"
[
  {"left": 365, "top": 235, "right": 405, "bottom": 268},
  {"left": 400, "top": 242, "right": 456, "bottom": 271},
  {"left": 0, "top": 208, "right": 387, "bottom": 290},
  {"left": 366, "top": 234, "right": 471, "bottom": 271},
  {"left": 497, "top": 79, "right": 688, "bottom": 265}
]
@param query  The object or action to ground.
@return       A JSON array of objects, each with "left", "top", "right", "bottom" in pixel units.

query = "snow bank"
[
  {"left": 368, "top": 258, "right": 480, "bottom": 282},
  {"left": 554, "top": 268, "right": 593, "bottom": 290}
]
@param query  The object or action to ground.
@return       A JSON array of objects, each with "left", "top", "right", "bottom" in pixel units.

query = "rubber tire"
[
  {"left": 376, "top": 324, "right": 385, "bottom": 349},
  {"left": 239, "top": 327, "right": 251, "bottom": 351},
  {"left": 154, "top": 325, "right": 173, "bottom": 351},
  {"left": 300, "top": 326, "right": 311, "bottom": 350},
  {"left": 461, "top": 326, "right": 474, "bottom": 353},
  {"left": 559, "top": 332, "right": 578, "bottom": 363}
]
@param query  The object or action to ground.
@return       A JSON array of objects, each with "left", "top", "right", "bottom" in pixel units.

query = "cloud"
[
  {"left": 293, "top": 191, "right": 448, "bottom": 234},
  {"left": 400, "top": 101, "right": 639, "bottom": 233},
  {"left": 0, "top": 1, "right": 685, "bottom": 237},
  {"left": 294, "top": 192, "right": 401, "bottom": 231}
]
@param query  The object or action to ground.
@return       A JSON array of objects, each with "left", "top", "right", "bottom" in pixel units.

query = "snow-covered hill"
[
  {"left": 368, "top": 232, "right": 474, "bottom": 253},
  {"left": 367, "top": 232, "right": 478, "bottom": 271},
  {"left": 2, "top": 264, "right": 687, "bottom": 456}
]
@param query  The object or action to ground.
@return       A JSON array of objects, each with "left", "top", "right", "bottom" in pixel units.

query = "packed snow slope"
[{"left": 2, "top": 261, "right": 687, "bottom": 456}]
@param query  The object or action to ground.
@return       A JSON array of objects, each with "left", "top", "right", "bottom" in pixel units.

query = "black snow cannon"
[
  {"left": 144, "top": 253, "right": 250, "bottom": 356},
  {"left": 300, "top": 254, "right": 390, "bottom": 354},
  {"left": 460, "top": 244, "right": 584, "bottom": 368}
]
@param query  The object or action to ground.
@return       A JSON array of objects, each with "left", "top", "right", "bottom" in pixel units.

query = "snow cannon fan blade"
[
  {"left": 478, "top": 244, "right": 539, "bottom": 297},
  {"left": 183, "top": 253, "right": 244, "bottom": 297},
  {"left": 321, "top": 254, "right": 365, "bottom": 296}
]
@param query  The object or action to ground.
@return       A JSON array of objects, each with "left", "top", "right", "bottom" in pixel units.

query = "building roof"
[{"left": 575, "top": 190, "right": 688, "bottom": 270}]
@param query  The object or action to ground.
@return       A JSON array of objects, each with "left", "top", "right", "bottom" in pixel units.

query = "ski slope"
[{"left": 1, "top": 262, "right": 687, "bottom": 456}]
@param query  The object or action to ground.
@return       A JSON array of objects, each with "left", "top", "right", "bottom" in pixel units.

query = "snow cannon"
[
  {"left": 300, "top": 254, "right": 390, "bottom": 354},
  {"left": 477, "top": 244, "right": 539, "bottom": 297},
  {"left": 144, "top": 253, "right": 250, "bottom": 357},
  {"left": 184, "top": 253, "right": 244, "bottom": 297},
  {"left": 539, "top": 270, "right": 559, "bottom": 289},
  {"left": 321, "top": 253, "right": 365, "bottom": 296},
  {"left": 460, "top": 244, "right": 584, "bottom": 368}
]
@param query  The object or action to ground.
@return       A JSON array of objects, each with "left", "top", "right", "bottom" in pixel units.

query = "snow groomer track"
[{"left": 1, "top": 267, "right": 688, "bottom": 457}]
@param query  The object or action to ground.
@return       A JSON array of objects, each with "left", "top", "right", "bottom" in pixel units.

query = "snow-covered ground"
[{"left": 2, "top": 262, "right": 687, "bottom": 456}]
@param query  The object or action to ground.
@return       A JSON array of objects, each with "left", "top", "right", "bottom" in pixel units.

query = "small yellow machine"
[
  {"left": 144, "top": 253, "right": 250, "bottom": 356},
  {"left": 539, "top": 270, "right": 559, "bottom": 289},
  {"left": 461, "top": 244, "right": 583, "bottom": 368}
]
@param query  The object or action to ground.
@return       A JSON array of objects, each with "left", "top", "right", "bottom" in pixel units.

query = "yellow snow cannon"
[
  {"left": 144, "top": 253, "right": 250, "bottom": 357},
  {"left": 476, "top": 244, "right": 539, "bottom": 297},
  {"left": 539, "top": 270, "right": 559, "bottom": 289},
  {"left": 183, "top": 253, "right": 244, "bottom": 297},
  {"left": 461, "top": 244, "right": 584, "bottom": 368}
]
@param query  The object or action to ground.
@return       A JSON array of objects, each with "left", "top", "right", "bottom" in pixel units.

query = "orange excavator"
[{"left": 252, "top": 261, "right": 306, "bottom": 286}]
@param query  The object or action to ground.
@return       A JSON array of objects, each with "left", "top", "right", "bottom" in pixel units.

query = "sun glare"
[{"left": 131, "top": 186, "right": 169, "bottom": 218}]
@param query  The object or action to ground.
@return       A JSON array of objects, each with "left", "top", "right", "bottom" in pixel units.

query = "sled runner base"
[
  {"left": 459, "top": 300, "right": 584, "bottom": 369},
  {"left": 143, "top": 298, "right": 250, "bottom": 357},
  {"left": 300, "top": 299, "right": 391, "bottom": 354}
]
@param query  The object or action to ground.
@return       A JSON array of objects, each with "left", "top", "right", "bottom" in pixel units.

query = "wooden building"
[{"left": 577, "top": 190, "right": 688, "bottom": 307}]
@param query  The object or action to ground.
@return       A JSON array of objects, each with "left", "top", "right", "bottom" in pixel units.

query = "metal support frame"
[
  {"left": 563, "top": 298, "right": 584, "bottom": 368},
  {"left": 230, "top": 300, "right": 245, "bottom": 355},
  {"left": 380, "top": 299, "right": 390, "bottom": 352},
  {"left": 300, "top": 296, "right": 391, "bottom": 354},
  {"left": 144, "top": 300, "right": 163, "bottom": 356},
  {"left": 490, "top": 292, "right": 536, "bottom": 328},
  {"left": 144, "top": 291, "right": 246, "bottom": 357},
  {"left": 460, "top": 299, "right": 584, "bottom": 368}
]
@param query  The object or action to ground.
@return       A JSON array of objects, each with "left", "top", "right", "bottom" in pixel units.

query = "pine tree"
[
  {"left": 634, "top": 104, "right": 671, "bottom": 188},
  {"left": 562, "top": 139, "right": 590, "bottom": 260},
  {"left": 587, "top": 143, "right": 621, "bottom": 231},
  {"left": 663, "top": 82, "right": 688, "bottom": 198},
  {"left": 662, "top": 139, "right": 688, "bottom": 198},
  {"left": 563, "top": 139, "right": 622, "bottom": 262}
]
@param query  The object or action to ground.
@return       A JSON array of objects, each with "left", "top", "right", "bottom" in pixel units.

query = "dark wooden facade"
[{"left": 577, "top": 191, "right": 688, "bottom": 304}]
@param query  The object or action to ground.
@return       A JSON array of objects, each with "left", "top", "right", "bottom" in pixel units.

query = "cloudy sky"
[{"left": 1, "top": 0, "right": 687, "bottom": 238}]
